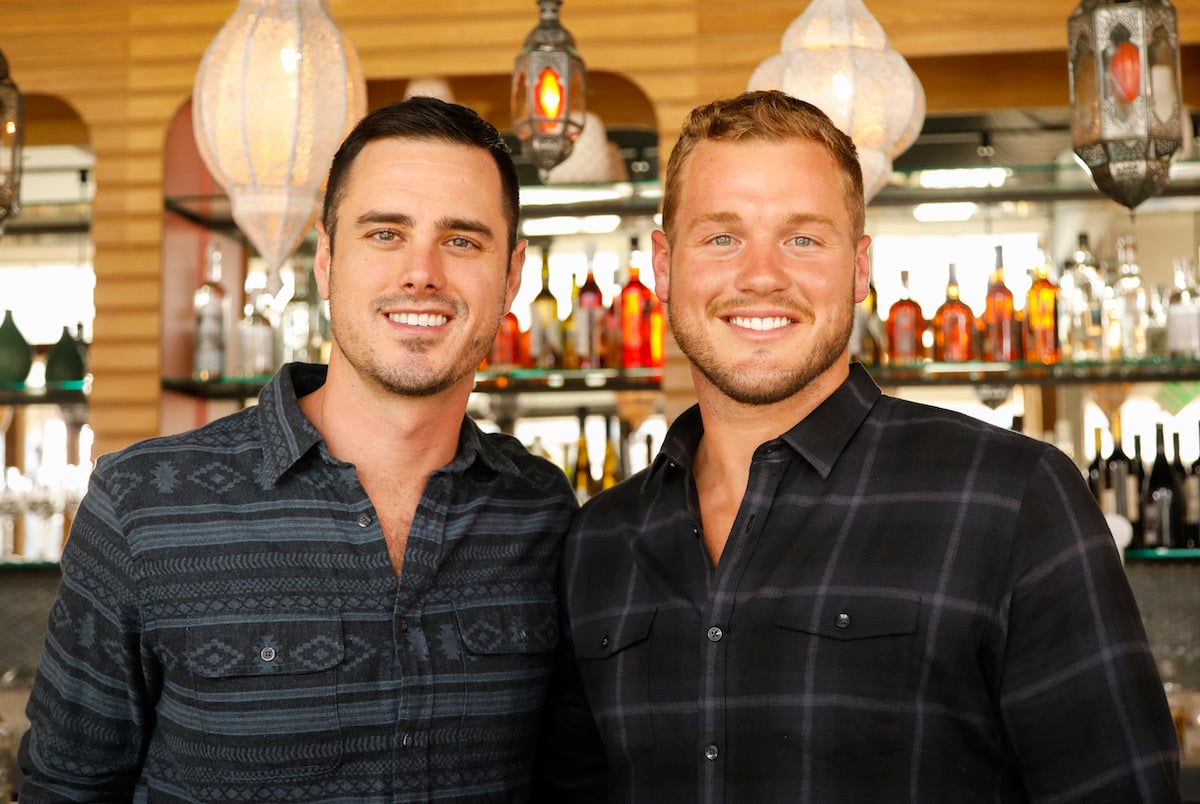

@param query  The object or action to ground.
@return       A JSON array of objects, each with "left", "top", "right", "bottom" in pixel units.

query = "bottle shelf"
[
  {"left": 866, "top": 358, "right": 1200, "bottom": 388},
  {"left": 0, "top": 379, "right": 90, "bottom": 407},
  {"left": 1124, "top": 548, "right": 1200, "bottom": 561},
  {"left": 162, "top": 367, "right": 663, "bottom": 401}
]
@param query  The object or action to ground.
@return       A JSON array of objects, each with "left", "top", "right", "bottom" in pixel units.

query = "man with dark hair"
[
  {"left": 20, "top": 97, "right": 576, "bottom": 802},
  {"left": 536, "top": 90, "right": 1179, "bottom": 803}
]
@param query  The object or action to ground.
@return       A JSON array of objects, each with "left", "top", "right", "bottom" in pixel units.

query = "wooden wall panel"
[{"left": 1, "top": 0, "right": 1197, "bottom": 455}]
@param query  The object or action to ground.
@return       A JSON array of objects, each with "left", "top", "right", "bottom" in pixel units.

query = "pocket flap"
[
  {"left": 456, "top": 599, "right": 558, "bottom": 655},
  {"left": 573, "top": 609, "right": 656, "bottom": 659},
  {"left": 776, "top": 599, "right": 919, "bottom": 641},
  {"left": 185, "top": 617, "right": 344, "bottom": 678}
]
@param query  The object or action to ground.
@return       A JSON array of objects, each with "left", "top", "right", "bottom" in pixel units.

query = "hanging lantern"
[
  {"left": 512, "top": 0, "right": 587, "bottom": 174},
  {"left": 193, "top": 0, "right": 366, "bottom": 277},
  {"left": 748, "top": 0, "right": 926, "bottom": 202},
  {"left": 1068, "top": 0, "right": 1184, "bottom": 211},
  {"left": 0, "top": 49, "right": 24, "bottom": 235}
]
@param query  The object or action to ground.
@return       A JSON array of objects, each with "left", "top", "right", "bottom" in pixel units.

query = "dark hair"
[
  {"left": 321, "top": 96, "right": 521, "bottom": 254},
  {"left": 662, "top": 90, "right": 865, "bottom": 242}
]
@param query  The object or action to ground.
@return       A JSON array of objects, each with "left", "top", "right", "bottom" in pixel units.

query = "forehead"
[
  {"left": 341, "top": 137, "right": 504, "bottom": 214},
  {"left": 675, "top": 138, "right": 854, "bottom": 228}
]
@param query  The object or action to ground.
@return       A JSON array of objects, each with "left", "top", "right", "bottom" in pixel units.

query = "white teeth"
[
  {"left": 389, "top": 312, "right": 448, "bottom": 327},
  {"left": 729, "top": 316, "right": 790, "bottom": 331}
]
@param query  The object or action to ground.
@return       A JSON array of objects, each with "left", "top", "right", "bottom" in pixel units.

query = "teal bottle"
[
  {"left": 0, "top": 309, "right": 33, "bottom": 384},
  {"left": 45, "top": 325, "right": 87, "bottom": 382}
]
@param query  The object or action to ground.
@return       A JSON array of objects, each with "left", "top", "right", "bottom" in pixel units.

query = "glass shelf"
[
  {"left": 0, "top": 379, "right": 90, "bottom": 406},
  {"left": 866, "top": 358, "right": 1200, "bottom": 388},
  {"left": 1124, "top": 548, "right": 1200, "bottom": 561},
  {"left": 162, "top": 368, "right": 663, "bottom": 401}
]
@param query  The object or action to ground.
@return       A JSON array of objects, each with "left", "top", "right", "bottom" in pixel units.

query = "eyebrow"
[
  {"left": 684, "top": 210, "right": 839, "bottom": 233},
  {"left": 352, "top": 211, "right": 496, "bottom": 241}
]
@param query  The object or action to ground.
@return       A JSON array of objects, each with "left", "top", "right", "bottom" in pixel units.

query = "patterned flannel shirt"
[
  {"left": 19, "top": 363, "right": 577, "bottom": 803},
  {"left": 539, "top": 363, "right": 1179, "bottom": 803}
]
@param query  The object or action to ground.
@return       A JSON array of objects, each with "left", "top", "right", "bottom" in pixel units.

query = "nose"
[
  {"left": 395, "top": 238, "right": 447, "bottom": 293},
  {"left": 735, "top": 242, "right": 790, "bottom": 295}
]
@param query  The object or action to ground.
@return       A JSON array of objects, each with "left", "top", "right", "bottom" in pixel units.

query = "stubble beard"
[{"left": 668, "top": 294, "right": 855, "bottom": 406}]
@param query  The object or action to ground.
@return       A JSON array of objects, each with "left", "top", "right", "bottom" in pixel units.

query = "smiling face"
[
  {"left": 314, "top": 137, "right": 524, "bottom": 398},
  {"left": 652, "top": 138, "right": 871, "bottom": 407}
]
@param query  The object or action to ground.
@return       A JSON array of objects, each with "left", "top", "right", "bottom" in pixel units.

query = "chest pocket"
[
  {"left": 573, "top": 609, "right": 657, "bottom": 767},
  {"left": 176, "top": 616, "right": 345, "bottom": 782},
  {"left": 775, "top": 598, "right": 921, "bottom": 763}
]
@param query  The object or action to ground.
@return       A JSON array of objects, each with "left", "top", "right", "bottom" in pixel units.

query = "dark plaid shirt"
[
  {"left": 20, "top": 363, "right": 577, "bottom": 803},
  {"left": 538, "top": 363, "right": 1179, "bottom": 803}
]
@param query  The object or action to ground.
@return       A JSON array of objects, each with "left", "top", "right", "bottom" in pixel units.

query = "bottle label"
[
  {"left": 1126, "top": 475, "right": 1141, "bottom": 523},
  {"left": 1187, "top": 475, "right": 1200, "bottom": 525}
]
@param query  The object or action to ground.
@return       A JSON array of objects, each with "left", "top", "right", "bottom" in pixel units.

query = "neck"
[{"left": 301, "top": 356, "right": 470, "bottom": 475}]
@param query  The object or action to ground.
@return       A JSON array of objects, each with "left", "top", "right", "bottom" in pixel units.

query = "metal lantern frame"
[
  {"left": 0, "top": 49, "right": 24, "bottom": 234},
  {"left": 1068, "top": 0, "right": 1184, "bottom": 211},
  {"left": 512, "top": 0, "right": 587, "bottom": 174}
]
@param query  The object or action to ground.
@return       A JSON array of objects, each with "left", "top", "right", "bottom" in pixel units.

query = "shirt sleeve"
[
  {"left": 1000, "top": 446, "right": 1180, "bottom": 802},
  {"left": 18, "top": 464, "right": 156, "bottom": 801}
]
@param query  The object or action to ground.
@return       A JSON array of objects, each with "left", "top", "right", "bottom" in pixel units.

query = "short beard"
[{"left": 669, "top": 297, "right": 854, "bottom": 406}]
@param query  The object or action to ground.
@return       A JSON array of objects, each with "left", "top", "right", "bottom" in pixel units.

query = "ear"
[
  {"left": 853, "top": 234, "right": 872, "bottom": 304},
  {"left": 504, "top": 239, "right": 527, "bottom": 312},
  {"left": 314, "top": 220, "right": 333, "bottom": 301},
  {"left": 651, "top": 229, "right": 671, "bottom": 303}
]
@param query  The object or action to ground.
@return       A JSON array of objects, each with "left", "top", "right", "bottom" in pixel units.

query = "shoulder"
[{"left": 479, "top": 430, "right": 577, "bottom": 500}]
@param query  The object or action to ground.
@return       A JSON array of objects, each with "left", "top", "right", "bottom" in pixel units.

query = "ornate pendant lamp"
[
  {"left": 0, "top": 49, "right": 24, "bottom": 235},
  {"left": 1068, "top": 0, "right": 1184, "bottom": 211},
  {"left": 748, "top": 0, "right": 925, "bottom": 202},
  {"left": 512, "top": 0, "right": 587, "bottom": 175},
  {"left": 193, "top": 0, "right": 366, "bottom": 277}
]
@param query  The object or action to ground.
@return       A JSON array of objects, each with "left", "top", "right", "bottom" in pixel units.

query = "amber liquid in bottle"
[
  {"left": 1025, "top": 255, "right": 1060, "bottom": 364},
  {"left": 886, "top": 269, "right": 924, "bottom": 364},
  {"left": 933, "top": 263, "right": 975, "bottom": 362},
  {"left": 529, "top": 246, "right": 562, "bottom": 369},
  {"left": 620, "top": 237, "right": 655, "bottom": 368},
  {"left": 983, "top": 245, "right": 1017, "bottom": 362}
]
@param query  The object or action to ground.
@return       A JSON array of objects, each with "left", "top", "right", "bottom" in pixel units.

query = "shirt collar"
[
  {"left": 647, "top": 363, "right": 881, "bottom": 485},
  {"left": 256, "top": 363, "right": 521, "bottom": 485}
]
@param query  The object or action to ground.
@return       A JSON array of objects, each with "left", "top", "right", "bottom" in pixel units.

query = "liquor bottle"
[
  {"left": 933, "top": 263, "right": 974, "bottom": 362},
  {"left": 528, "top": 246, "right": 562, "bottom": 369},
  {"left": 560, "top": 267, "right": 581, "bottom": 370},
  {"left": 45, "top": 326, "right": 86, "bottom": 382},
  {"left": 1166, "top": 257, "right": 1200, "bottom": 358},
  {"left": 1188, "top": 421, "right": 1200, "bottom": 548},
  {"left": 1087, "top": 426, "right": 1107, "bottom": 506},
  {"left": 1057, "top": 233, "right": 1105, "bottom": 362},
  {"left": 1114, "top": 235, "right": 1148, "bottom": 359},
  {"left": 237, "top": 269, "right": 277, "bottom": 377},
  {"left": 886, "top": 269, "right": 925, "bottom": 365},
  {"left": 1131, "top": 433, "right": 1147, "bottom": 547},
  {"left": 982, "top": 245, "right": 1017, "bottom": 362},
  {"left": 489, "top": 311, "right": 523, "bottom": 372},
  {"left": 600, "top": 416, "right": 621, "bottom": 491},
  {"left": 1106, "top": 413, "right": 1137, "bottom": 528},
  {"left": 620, "top": 237, "right": 655, "bottom": 368},
  {"left": 1143, "top": 422, "right": 1185, "bottom": 549},
  {"left": 572, "top": 408, "right": 594, "bottom": 503},
  {"left": 278, "top": 262, "right": 320, "bottom": 365},
  {"left": 192, "top": 242, "right": 227, "bottom": 381},
  {"left": 575, "top": 243, "right": 605, "bottom": 370},
  {"left": 852, "top": 282, "right": 886, "bottom": 365},
  {"left": 1024, "top": 252, "right": 1059, "bottom": 365},
  {"left": 1173, "top": 430, "right": 1198, "bottom": 548}
]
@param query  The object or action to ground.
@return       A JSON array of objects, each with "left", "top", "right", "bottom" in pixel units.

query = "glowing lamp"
[{"left": 512, "top": 0, "right": 586, "bottom": 174}]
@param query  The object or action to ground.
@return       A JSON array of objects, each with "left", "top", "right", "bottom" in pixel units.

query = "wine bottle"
[
  {"left": 983, "top": 245, "right": 1017, "bottom": 362},
  {"left": 529, "top": 246, "right": 562, "bottom": 369},
  {"left": 572, "top": 408, "right": 594, "bottom": 503},
  {"left": 1087, "top": 426, "right": 1107, "bottom": 506},
  {"left": 1177, "top": 429, "right": 1199, "bottom": 548},
  {"left": 1024, "top": 252, "right": 1059, "bottom": 365},
  {"left": 886, "top": 269, "right": 924, "bottom": 364},
  {"left": 1130, "top": 433, "right": 1146, "bottom": 547},
  {"left": 600, "top": 415, "right": 621, "bottom": 491},
  {"left": 620, "top": 237, "right": 654, "bottom": 369},
  {"left": 575, "top": 243, "right": 605, "bottom": 370},
  {"left": 561, "top": 266, "right": 581, "bottom": 370},
  {"left": 1106, "top": 413, "right": 1135, "bottom": 526},
  {"left": 193, "top": 242, "right": 228, "bottom": 381},
  {"left": 933, "top": 263, "right": 974, "bottom": 362},
  {"left": 1143, "top": 422, "right": 1185, "bottom": 549}
]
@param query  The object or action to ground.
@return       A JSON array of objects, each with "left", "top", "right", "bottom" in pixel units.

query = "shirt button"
[
  {"left": 259, "top": 646, "right": 276, "bottom": 662},
  {"left": 356, "top": 513, "right": 372, "bottom": 527},
  {"left": 707, "top": 626, "right": 723, "bottom": 642},
  {"left": 835, "top": 612, "right": 851, "bottom": 629},
  {"left": 517, "top": 628, "right": 529, "bottom": 643},
  {"left": 704, "top": 743, "right": 719, "bottom": 761},
  {"left": 402, "top": 733, "right": 414, "bottom": 748},
  {"left": 601, "top": 635, "right": 610, "bottom": 649}
]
